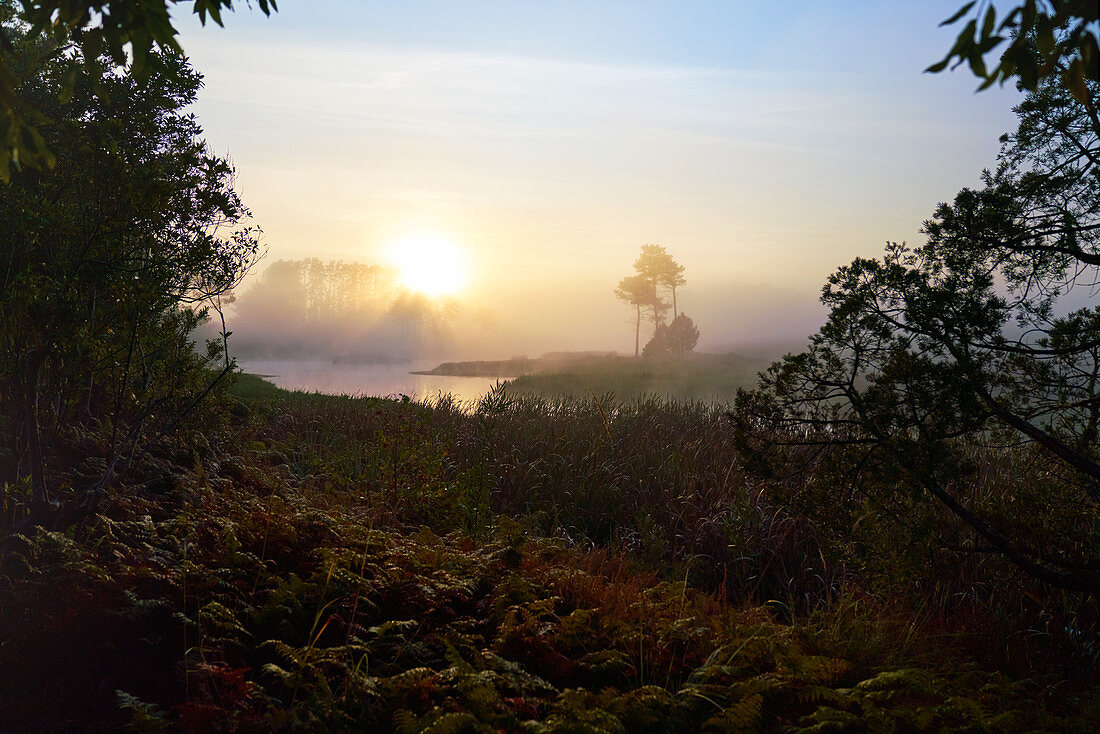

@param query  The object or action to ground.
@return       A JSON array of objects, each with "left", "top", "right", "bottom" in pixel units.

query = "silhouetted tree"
[
  {"left": 643, "top": 314, "right": 700, "bottom": 358},
  {"left": 667, "top": 314, "right": 700, "bottom": 356},
  {"left": 736, "top": 75, "right": 1100, "bottom": 592},
  {"left": 633, "top": 244, "right": 683, "bottom": 324},
  {"left": 641, "top": 323, "right": 669, "bottom": 358},
  {"left": 0, "top": 16, "right": 259, "bottom": 527},
  {"left": 618, "top": 245, "right": 689, "bottom": 356},
  {"left": 930, "top": 1, "right": 1097, "bottom": 103},
  {"left": 661, "top": 256, "right": 687, "bottom": 319},
  {"left": 615, "top": 275, "right": 651, "bottom": 357},
  {"left": 1, "top": 0, "right": 278, "bottom": 180}
]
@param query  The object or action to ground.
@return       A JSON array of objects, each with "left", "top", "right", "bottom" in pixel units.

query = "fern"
[
  {"left": 702, "top": 692, "right": 764, "bottom": 733},
  {"left": 115, "top": 690, "right": 167, "bottom": 734},
  {"left": 8, "top": 393, "right": 1100, "bottom": 732}
]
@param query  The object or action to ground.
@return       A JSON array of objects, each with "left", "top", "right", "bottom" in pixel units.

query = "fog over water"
[
  {"left": 239, "top": 358, "right": 496, "bottom": 402},
  {"left": 215, "top": 267, "right": 824, "bottom": 398},
  {"left": 178, "top": 2, "right": 1022, "bottom": 395}
]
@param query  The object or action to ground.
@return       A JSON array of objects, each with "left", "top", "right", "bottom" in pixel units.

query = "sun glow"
[{"left": 387, "top": 232, "right": 470, "bottom": 297}]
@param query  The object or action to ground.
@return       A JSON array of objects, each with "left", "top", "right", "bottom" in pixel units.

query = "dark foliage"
[
  {"left": 0, "top": 14, "right": 259, "bottom": 529},
  {"left": 931, "top": 1, "right": 1097, "bottom": 101},
  {"left": 2, "top": 387, "right": 1098, "bottom": 731},
  {"left": 0, "top": 0, "right": 278, "bottom": 179},
  {"left": 735, "top": 76, "right": 1100, "bottom": 591},
  {"left": 644, "top": 314, "right": 701, "bottom": 358}
]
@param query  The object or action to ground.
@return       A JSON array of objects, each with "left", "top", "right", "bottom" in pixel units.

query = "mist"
[
  {"left": 215, "top": 257, "right": 824, "bottom": 364},
  {"left": 170, "top": 1, "right": 1025, "bottom": 400}
]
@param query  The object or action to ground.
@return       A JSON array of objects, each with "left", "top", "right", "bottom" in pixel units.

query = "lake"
[{"left": 238, "top": 359, "right": 498, "bottom": 404}]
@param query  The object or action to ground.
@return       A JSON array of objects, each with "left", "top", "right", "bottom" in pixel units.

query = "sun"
[{"left": 386, "top": 232, "right": 469, "bottom": 297}]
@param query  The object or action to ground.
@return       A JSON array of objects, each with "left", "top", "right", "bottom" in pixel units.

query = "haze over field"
[{"left": 179, "top": 1, "right": 1022, "bottom": 360}]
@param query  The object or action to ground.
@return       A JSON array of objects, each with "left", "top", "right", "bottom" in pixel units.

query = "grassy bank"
[
  {"left": 417, "top": 352, "right": 771, "bottom": 402},
  {"left": 500, "top": 352, "right": 771, "bottom": 402},
  {"left": 415, "top": 352, "right": 622, "bottom": 378},
  {"left": 1, "top": 375, "right": 1097, "bottom": 731}
]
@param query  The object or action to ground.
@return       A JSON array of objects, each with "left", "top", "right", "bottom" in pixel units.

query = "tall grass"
[
  {"left": 242, "top": 381, "right": 1100, "bottom": 674},
  {"left": 253, "top": 386, "right": 832, "bottom": 609},
  {"left": 4, "top": 378, "right": 1099, "bottom": 729}
]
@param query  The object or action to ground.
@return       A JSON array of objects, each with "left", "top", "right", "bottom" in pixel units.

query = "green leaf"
[
  {"left": 1064, "top": 60, "right": 1090, "bottom": 103},
  {"left": 1020, "top": 0, "right": 1037, "bottom": 30},
  {"left": 978, "top": 34, "right": 1004, "bottom": 54},
  {"left": 981, "top": 5, "right": 996, "bottom": 39},
  {"left": 57, "top": 67, "right": 78, "bottom": 104},
  {"left": 940, "top": 1, "right": 977, "bottom": 27}
]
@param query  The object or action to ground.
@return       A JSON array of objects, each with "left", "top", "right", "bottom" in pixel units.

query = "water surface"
[{"left": 239, "top": 359, "right": 497, "bottom": 404}]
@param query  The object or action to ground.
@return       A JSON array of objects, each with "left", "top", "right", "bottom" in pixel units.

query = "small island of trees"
[{"left": 615, "top": 244, "right": 700, "bottom": 357}]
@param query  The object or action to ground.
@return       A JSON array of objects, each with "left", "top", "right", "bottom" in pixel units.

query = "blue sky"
[
  {"left": 177, "top": 1, "right": 1024, "bottom": 354},
  {"left": 186, "top": 1, "right": 955, "bottom": 73}
]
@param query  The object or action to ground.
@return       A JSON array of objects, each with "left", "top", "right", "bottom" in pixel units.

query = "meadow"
[{"left": 2, "top": 374, "right": 1098, "bottom": 731}]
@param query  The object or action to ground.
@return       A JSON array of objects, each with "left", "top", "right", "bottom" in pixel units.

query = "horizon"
[{"left": 177, "top": 1, "right": 1023, "bottom": 360}]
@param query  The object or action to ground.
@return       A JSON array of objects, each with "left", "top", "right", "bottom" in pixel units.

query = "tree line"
[{"left": 231, "top": 258, "right": 458, "bottom": 359}]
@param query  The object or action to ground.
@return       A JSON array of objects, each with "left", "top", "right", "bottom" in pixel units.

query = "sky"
[{"left": 177, "top": 1, "right": 1023, "bottom": 357}]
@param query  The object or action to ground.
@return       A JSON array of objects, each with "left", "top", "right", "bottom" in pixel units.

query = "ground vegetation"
[{"left": 2, "top": 379, "right": 1099, "bottom": 730}]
